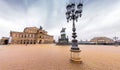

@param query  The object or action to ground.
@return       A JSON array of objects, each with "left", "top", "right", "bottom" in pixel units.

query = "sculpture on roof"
[{"left": 40, "top": 26, "right": 43, "bottom": 30}]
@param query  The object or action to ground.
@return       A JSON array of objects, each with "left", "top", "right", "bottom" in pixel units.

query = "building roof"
[{"left": 90, "top": 37, "right": 114, "bottom": 43}]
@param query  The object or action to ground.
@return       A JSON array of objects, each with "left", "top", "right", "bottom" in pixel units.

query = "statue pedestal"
[{"left": 70, "top": 49, "right": 82, "bottom": 63}]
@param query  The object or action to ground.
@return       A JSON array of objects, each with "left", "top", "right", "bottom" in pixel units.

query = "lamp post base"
[{"left": 70, "top": 49, "right": 82, "bottom": 63}]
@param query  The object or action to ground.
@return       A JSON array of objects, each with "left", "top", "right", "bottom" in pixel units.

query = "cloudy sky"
[{"left": 0, "top": 0, "right": 120, "bottom": 41}]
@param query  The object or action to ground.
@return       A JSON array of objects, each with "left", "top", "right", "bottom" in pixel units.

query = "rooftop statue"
[
  {"left": 40, "top": 26, "right": 43, "bottom": 30},
  {"left": 61, "top": 28, "right": 66, "bottom": 33}
]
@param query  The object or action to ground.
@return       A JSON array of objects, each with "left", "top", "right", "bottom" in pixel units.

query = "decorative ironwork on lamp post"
[{"left": 66, "top": 0, "right": 83, "bottom": 62}]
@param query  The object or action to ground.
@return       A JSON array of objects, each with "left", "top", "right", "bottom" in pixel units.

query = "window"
[
  {"left": 40, "top": 32, "right": 42, "bottom": 34},
  {"left": 25, "top": 35, "right": 26, "bottom": 38}
]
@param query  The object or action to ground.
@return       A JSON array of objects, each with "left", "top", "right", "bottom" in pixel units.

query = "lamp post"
[
  {"left": 113, "top": 36, "right": 119, "bottom": 47},
  {"left": 66, "top": 0, "right": 83, "bottom": 62}
]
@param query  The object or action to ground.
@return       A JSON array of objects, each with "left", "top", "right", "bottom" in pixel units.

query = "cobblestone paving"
[{"left": 0, "top": 44, "right": 120, "bottom": 70}]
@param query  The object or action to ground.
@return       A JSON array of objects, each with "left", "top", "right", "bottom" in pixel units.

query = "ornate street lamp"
[{"left": 66, "top": 0, "right": 83, "bottom": 62}]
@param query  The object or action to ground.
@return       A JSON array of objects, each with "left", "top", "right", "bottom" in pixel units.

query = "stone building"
[
  {"left": 90, "top": 37, "right": 114, "bottom": 45},
  {"left": 10, "top": 26, "right": 54, "bottom": 44},
  {"left": 0, "top": 37, "right": 9, "bottom": 45}
]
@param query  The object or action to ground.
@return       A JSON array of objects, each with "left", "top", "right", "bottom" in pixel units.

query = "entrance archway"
[
  {"left": 4, "top": 40, "right": 8, "bottom": 45},
  {"left": 39, "top": 40, "right": 42, "bottom": 44}
]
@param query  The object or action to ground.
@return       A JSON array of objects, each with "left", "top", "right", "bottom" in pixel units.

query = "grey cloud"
[{"left": 0, "top": 0, "right": 120, "bottom": 41}]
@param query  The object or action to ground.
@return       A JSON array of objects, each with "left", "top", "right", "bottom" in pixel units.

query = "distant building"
[
  {"left": 90, "top": 37, "right": 114, "bottom": 45},
  {"left": 79, "top": 40, "right": 95, "bottom": 45},
  {"left": 0, "top": 37, "right": 9, "bottom": 45},
  {"left": 9, "top": 26, "right": 54, "bottom": 44},
  {"left": 57, "top": 28, "right": 69, "bottom": 45}
]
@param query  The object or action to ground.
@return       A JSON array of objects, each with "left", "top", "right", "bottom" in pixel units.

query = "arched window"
[
  {"left": 34, "top": 40, "right": 36, "bottom": 44},
  {"left": 25, "top": 35, "right": 26, "bottom": 38},
  {"left": 40, "top": 36, "right": 41, "bottom": 38},
  {"left": 24, "top": 40, "right": 26, "bottom": 44},
  {"left": 40, "top": 32, "right": 42, "bottom": 34},
  {"left": 22, "top": 34, "right": 23, "bottom": 38}
]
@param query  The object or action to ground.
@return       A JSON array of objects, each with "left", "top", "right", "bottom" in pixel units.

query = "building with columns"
[
  {"left": 10, "top": 26, "right": 54, "bottom": 44},
  {"left": 90, "top": 37, "right": 114, "bottom": 45}
]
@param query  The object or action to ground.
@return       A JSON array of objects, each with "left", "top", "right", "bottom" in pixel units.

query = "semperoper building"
[{"left": 10, "top": 26, "right": 54, "bottom": 44}]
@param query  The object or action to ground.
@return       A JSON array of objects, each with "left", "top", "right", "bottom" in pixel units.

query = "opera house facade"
[{"left": 9, "top": 27, "right": 54, "bottom": 44}]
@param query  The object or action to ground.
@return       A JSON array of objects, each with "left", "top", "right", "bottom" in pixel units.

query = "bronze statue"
[{"left": 61, "top": 28, "right": 66, "bottom": 33}]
